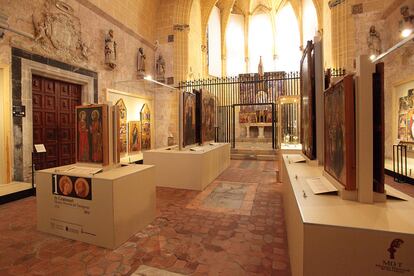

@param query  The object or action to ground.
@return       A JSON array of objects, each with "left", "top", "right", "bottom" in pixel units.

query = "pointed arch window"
[
  {"left": 207, "top": 6, "right": 222, "bottom": 77},
  {"left": 248, "top": 11, "right": 274, "bottom": 73},
  {"left": 303, "top": 0, "right": 318, "bottom": 43},
  {"left": 274, "top": 3, "right": 301, "bottom": 72},
  {"left": 226, "top": 13, "right": 246, "bottom": 76}
]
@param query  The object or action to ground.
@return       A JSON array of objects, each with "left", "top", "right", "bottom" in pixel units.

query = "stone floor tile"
[{"left": 0, "top": 160, "right": 293, "bottom": 276}]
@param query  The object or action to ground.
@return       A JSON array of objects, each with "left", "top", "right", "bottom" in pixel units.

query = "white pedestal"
[
  {"left": 282, "top": 154, "right": 414, "bottom": 276},
  {"left": 143, "top": 143, "right": 230, "bottom": 191},
  {"left": 36, "top": 164, "right": 156, "bottom": 249}
]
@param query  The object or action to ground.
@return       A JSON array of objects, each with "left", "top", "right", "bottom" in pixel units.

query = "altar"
[{"left": 241, "top": 122, "right": 272, "bottom": 139}]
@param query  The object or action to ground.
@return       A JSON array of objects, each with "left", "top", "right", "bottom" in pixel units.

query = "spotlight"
[
  {"left": 369, "top": 54, "right": 376, "bottom": 61},
  {"left": 400, "top": 6, "right": 414, "bottom": 38},
  {"left": 402, "top": 27, "right": 413, "bottom": 38},
  {"left": 144, "top": 75, "right": 152, "bottom": 80}
]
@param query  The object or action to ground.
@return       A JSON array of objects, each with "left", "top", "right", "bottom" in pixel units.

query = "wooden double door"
[{"left": 32, "top": 75, "right": 82, "bottom": 170}]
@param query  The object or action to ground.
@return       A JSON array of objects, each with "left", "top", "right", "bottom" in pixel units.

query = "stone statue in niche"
[
  {"left": 367, "top": 26, "right": 381, "bottom": 57},
  {"left": 137, "top": 47, "right": 146, "bottom": 77},
  {"left": 79, "top": 42, "right": 89, "bottom": 60},
  {"left": 156, "top": 55, "right": 166, "bottom": 82},
  {"left": 29, "top": 1, "right": 90, "bottom": 63},
  {"left": 105, "top": 29, "right": 117, "bottom": 69}
]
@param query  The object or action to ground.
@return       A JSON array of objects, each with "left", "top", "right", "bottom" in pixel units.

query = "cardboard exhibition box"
[
  {"left": 36, "top": 164, "right": 155, "bottom": 249},
  {"left": 282, "top": 154, "right": 414, "bottom": 276},
  {"left": 143, "top": 143, "right": 230, "bottom": 191}
]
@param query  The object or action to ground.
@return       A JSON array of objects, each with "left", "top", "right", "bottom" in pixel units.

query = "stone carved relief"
[{"left": 10, "top": 0, "right": 90, "bottom": 64}]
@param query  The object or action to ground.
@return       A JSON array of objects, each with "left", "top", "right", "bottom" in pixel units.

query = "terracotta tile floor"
[
  {"left": 385, "top": 175, "right": 414, "bottom": 198},
  {"left": 0, "top": 160, "right": 290, "bottom": 276}
]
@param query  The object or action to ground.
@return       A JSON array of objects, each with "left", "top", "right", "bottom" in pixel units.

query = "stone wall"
[
  {"left": 326, "top": 0, "right": 414, "bottom": 159},
  {"left": 382, "top": 0, "right": 414, "bottom": 159},
  {"left": 0, "top": 0, "right": 178, "bottom": 182}
]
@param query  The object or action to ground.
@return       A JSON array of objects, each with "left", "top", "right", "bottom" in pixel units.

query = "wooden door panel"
[
  {"left": 45, "top": 160, "right": 58, "bottom": 168},
  {"left": 44, "top": 95, "right": 56, "bottom": 110},
  {"left": 32, "top": 111, "right": 43, "bottom": 126},
  {"left": 45, "top": 128, "right": 57, "bottom": 141},
  {"left": 44, "top": 80, "right": 54, "bottom": 94},
  {"left": 59, "top": 127, "right": 71, "bottom": 141},
  {"left": 60, "top": 98, "right": 70, "bottom": 111},
  {"left": 32, "top": 93, "right": 43, "bottom": 108},
  {"left": 32, "top": 77, "right": 42, "bottom": 91},
  {"left": 44, "top": 112, "right": 57, "bottom": 126},
  {"left": 60, "top": 83, "right": 70, "bottom": 97},
  {"left": 45, "top": 144, "right": 58, "bottom": 159},
  {"left": 60, "top": 112, "right": 70, "bottom": 126},
  {"left": 60, "top": 143, "right": 72, "bottom": 159},
  {"left": 70, "top": 84, "right": 81, "bottom": 97},
  {"left": 33, "top": 128, "right": 43, "bottom": 144},
  {"left": 32, "top": 75, "right": 82, "bottom": 170}
]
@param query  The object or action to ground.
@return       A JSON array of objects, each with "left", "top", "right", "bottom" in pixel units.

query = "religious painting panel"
[
  {"left": 201, "top": 89, "right": 216, "bottom": 143},
  {"left": 397, "top": 88, "right": 414, "bottom": 143},
  {"left": 372, "top": 62, "right": 385, "bottom": 193},
  {"left": 141, "top": 104, "right": 151, "bottom": 150},
  {"left": 239, "top": 74, "right": 257, "bottom": 123},
  {"left": 76, "top": 104, "right": 109, "bottom": 165},
  {"left": 128, "top": 121, "right": 141, "bottom": 153},
  {"left": 324, "top": 74, "right": 356, "bottom": 191},
  {"left": 115, "top": 99, "right": 128, "bottom": 154},
  {"left": 300, "top": 40, "right": 316, "bottom": 160},
  {"left": 183, "top": 92, "right": 197, "bottom": 147}
]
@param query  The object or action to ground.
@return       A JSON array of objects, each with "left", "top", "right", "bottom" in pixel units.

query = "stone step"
[
  {"left": 256, "top": 154, "right": 277, "bottom": 161},
  {"left": 231, "top": 153, "right": 277, "bottom": 161},
  {"left": 231, "top": 149, "right": 277, "bottom": 155},
  {"left": 231, "top": 153, "right": 257, "bottom": 160}
]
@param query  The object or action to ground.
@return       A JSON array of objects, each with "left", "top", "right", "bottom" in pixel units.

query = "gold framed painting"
[
  {"left": 129, "top": 121, "right": 141, "bottom": 153},
  {"left": 141, "top": 104, "right": 151, "bottom": 150},
  {"left": 76, "top": 104, "right": 109, "bottom": 165}
]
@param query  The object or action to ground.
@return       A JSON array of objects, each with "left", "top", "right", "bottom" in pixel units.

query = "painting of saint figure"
[
  {"left": 129, "top": 121, "right": 141, "bottom": 153},
  {"left": 398, "top": 113, "right": 407, "bottom": 140},
  {"left": 115, "top": 99, "right": 128, "bottom": 154},
  {"left": 141, "top": 104, "right": 151, "bottom": 150},
  {"left": 324, "top": 75, "right": 356, "bottom": 191},
  {"left": 76, "top": 104, "right": 108, "bottom": 165},
  {"left": 183, "top": 92, "right": 196, "bottom": 147},
  {"left": 397, "top": 88, "right": 414, "bottom": 143},
  {"left": 201, "top": 90, "right": 215, "bottom": 143},
  {"left": 300, "top": 40, "right": 316, "bottom": 160},
  {"left": 407, "top": 110, "right": 414, "bottom": 142}
]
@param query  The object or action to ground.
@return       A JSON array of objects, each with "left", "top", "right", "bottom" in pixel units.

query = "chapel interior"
[{"left": 0, "top": 0, "right": 414, "bottom": 275}]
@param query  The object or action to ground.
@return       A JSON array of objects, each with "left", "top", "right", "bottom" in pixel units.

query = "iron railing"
[{"left": 178, "top": 68, "right": 345, "bottom": 148}]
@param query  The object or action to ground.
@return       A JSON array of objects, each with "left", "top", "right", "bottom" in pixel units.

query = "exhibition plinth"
[
  {"left": 143, "top": 143, "right": 231, "bottom": 191},
  {"left": 36, "top": 164, "right": 156, "bottom": 249},
  {"left": 282, "top": 154, "right": 414, "bottom": 276}
]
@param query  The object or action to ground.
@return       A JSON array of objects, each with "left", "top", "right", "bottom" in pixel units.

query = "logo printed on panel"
[{"left": 375, "top": 238, "right": 411, "bottom": 274}]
